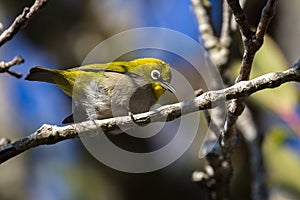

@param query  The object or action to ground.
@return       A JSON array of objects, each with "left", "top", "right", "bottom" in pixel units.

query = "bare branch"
[
  {"left": 0, "top": 0, "right": 48, "bottom": 78},
  {"left": 216, "top": 0, "right": 231, "bottom": 67},
  {"left": 205, "top": 2, "right": 279, "bottom": 197},
  {"left": 234, "top": 0, "right": 278, "bottom": 82},
  {"left": 224, "top": 0, "right": 279, "bottom": 141},
  {"left": 230, "top": 0, "right": 246, "bottom": 31},
  {"left": 256, "top": 0, "right": 278, "bottom": 42},
  {"left": 0, "top": 56, "right": 24, "bottom": 78},
  {"left": 0, "top": 61, "right": 299, "bottom": 164},
  {"left": 226, "top": 0, "right": 252, "bottom": 39},
  {"left": 191, "top": 0, "right": 218, "bottom": 50},
  {"left": 192, "top": 0, "right": 233, "bottom": 67},
  {"left": 0, "top": 124, "right": 77, "bottom": 164},
  {"left": 236, "top": 106, "right": 268, "bottom": 200},
  {"left": 0, "top": 0, "right": 48, "bottom": 47},
  {"left": 192, "top": 0, "right": 278, "bottom": 198}
]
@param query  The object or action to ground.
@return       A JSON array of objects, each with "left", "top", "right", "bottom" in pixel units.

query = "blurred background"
[{"left": 0, "top": 0, "right": 299, "bottom": 200}]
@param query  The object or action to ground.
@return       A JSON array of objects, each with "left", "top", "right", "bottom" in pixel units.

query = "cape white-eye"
[{"left": 25, "top": 58, "right": 175, "bottom": 124}]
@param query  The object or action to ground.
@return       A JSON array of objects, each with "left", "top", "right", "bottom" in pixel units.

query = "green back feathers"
[
  {"left": 76, "top": 58, "right": 171, "bottom": 79},
  {"left": 25, "top": 58, "right": 172, "bottom": 97}
]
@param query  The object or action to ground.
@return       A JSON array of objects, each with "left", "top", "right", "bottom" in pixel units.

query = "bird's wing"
[{"left": 74, "top": 62, "right": 133, "bottom": 74}]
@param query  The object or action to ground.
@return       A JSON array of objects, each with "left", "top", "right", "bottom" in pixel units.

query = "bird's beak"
[{"left": 160, "top": 80, "right": 176, "bottom": 94}]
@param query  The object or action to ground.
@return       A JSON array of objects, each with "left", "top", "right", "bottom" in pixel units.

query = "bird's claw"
[{"left": 129, "top": 111, "right": 150, "bottom": 126}]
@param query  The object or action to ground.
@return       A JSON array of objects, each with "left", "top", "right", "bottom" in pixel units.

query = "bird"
[{"left": 25, "top": 58, "right": 175, "bottom": 124}]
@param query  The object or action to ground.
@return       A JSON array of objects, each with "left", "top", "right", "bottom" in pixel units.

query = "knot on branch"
[
  {"left": 0, "top": 138, "right": 11, "bottom": 147},
  {"left": 0, "top": 56, "right": 24, "bottom": 78},
  {"left": 243, "top": 33, "right": 264, "bottom": 53}
]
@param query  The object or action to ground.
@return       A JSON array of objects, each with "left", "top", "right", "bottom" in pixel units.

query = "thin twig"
[
  {"left": 192, "top": 0, "right": 233, "bottom": 160},
  {"left": 235, "top": 0, "right": 278, "bottom": 82},
  {"left": 0, "top": 56, "right": 24, "bottom": 78},
  {"left": 192, "top": 0, "right": 233, "bottom": 67},
  {"left": 236, "top": 106, "right": 268, "bottom": 200},
  {"left": 0, "top": 0, "right": 48, "bottom": 47},
  {"left": 230, "top": 0, "right": 246, "bottom": 31},
  {"left": 226, "top": 0, "right": 252, "bottom": 39},
  {"left": 0, "top": 0, "right": 48, "bottom": 78},
  {"left": 0, "top": 61, "right": 299, "bottom": 164},
  {"left": 218, "top": 0, "right": 231, "bottom": 66},
  {"left": 256, "top": 0, "right": 278, "bottom": 43},
  {"left": 191, "top": 0, "right": 218, "bottom": 50}
]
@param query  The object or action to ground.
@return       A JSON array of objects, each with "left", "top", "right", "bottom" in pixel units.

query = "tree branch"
[
  {"left": 0, "top": 0, "right": 48, "bottom": 47},
  {"left": 0, "top": 0, "right": 48, "bottom": 78},
  {"left": 236, "top": 106, "right": 268, "bottom": 200},
  {"left": 235, "top": 0, "right": 278, "bottom": 82},
  {"left": 192, "top": 0, "right": 233, "bottom": 67},
  {"left": 191, "top": 0, "right": 218, "bottom": 50},
  {"left": 194, "top": 1, "right": 279, "bottom": 199},
  {"left": 1, "top": 60, "right": 299, "bottom": 164},
  {"left": 193, "top": 1, "right": 279, "bottom": 198},
  {"left": 226, "top": 0, "right": 252, "bottom": 39},
  {"left": 223, "top": 0, "right": 279, "bottom": 145},
  {"left": 0, "top": 56, "right": 24, "bottom": 78},
  {"left": 256, "top": 0, "right": 278, "bottom": 43}
]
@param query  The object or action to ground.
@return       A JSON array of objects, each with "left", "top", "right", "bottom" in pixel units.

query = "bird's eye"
[{"left": 151, "top": 69, "right": 160, "bottom": 80}]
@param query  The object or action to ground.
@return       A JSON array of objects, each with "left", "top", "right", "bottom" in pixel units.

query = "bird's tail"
[
  {"left": 25, "top": 66, "right": 57, "bottom": 84},
  {"left": 25, "top": 66, "right": 57, "bottom": 83},
  {"left": 26, "top": 66, "right": 74, "bottom": 96}
]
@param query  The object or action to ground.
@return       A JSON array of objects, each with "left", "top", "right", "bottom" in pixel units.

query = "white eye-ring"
[{"left": 151, "top": 69, "right": 161, "bottom": 80}]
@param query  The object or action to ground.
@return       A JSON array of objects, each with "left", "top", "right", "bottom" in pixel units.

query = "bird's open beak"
[{"left": 160, "top": 80, "right": 176, "bottom": 94}]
